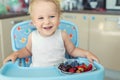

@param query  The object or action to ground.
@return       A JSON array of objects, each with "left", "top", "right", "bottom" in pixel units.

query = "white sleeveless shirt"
[{"left": 30, "top": 30, "right": 66, "bottom": 67}]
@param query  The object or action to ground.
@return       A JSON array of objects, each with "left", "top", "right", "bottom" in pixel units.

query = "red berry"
[
  {"left": 86, "top": 64, "right": 93, "bottom": 71},
  {"left": 69, "top": 68, "right": 76, "bottom": 73},
  {"left": 81, "top": 63, "right": 88, "bottom": 72}
]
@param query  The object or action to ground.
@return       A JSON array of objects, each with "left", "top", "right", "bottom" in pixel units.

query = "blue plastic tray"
[{"left": 0, "top": 58, "right": 104, "bottom": 80}]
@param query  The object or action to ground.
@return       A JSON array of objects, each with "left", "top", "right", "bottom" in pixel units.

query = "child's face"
[{"left": 31, "top": 1, "right": 60, "bottom": 37}]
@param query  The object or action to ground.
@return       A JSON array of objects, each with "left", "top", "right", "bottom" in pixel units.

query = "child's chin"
[{"left": 44, "top": 33, "right": 54, "bottom": 37}]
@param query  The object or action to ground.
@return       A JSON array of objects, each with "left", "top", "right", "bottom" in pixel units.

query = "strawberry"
[
  {"left": 69, "top": 68, "right": 75, "bottom": 73},
  {"left": 86, "top": 64, "right": 93, "bottom": 71},
  {"left": 68, "top": 67, "right": 77, "bottom": 73},
  {"left": 81, "top": 63, "right": 88, "bottom": 72},
  {"left": 76, "top": 63, "right": 87, "bottom": 72}
]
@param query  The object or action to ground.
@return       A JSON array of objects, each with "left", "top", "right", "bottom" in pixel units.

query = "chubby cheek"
[
  {"left": 54, "top": 22, "right": 60, "bottom": 30},
  {"left": 56, "top": 21, "right": 60, "bottom": 27},
  {"left": 57, "top": 21, "right": 60, "bottom": 26},
  {"left": 32, "top": 21, "right": 41, "bottom": 29},
  {"left": 32, "top": 20, "right": 37, "bottom": 27}
]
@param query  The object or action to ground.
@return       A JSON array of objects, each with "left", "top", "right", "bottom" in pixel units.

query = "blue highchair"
[{"left": 0, "top": 20, "right": 104, "bottom": 80}]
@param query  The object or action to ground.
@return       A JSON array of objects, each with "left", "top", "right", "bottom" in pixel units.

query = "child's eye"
[
  {"left": 38, "top": 17, "right": 44, "bottom": 19},
  {"left": 50, "top": 16, "right": 55, "bottom": 18}
]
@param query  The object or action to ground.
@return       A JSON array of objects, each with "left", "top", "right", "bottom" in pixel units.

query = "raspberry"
[{"left": 69, "top": 68, "right": 75, "bottom": 73}]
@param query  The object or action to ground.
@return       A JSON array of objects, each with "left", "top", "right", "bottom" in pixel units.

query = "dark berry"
[
  {"left": 66, "top": 65, "right": 72, "bottom": 71},
  {"left": 58, "top": 63, "right": 64, "bottom": 70}
]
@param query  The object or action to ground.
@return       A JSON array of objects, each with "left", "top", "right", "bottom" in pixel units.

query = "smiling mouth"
[{"left": 43, "top": 26, "right": 53, "bottom": 30}]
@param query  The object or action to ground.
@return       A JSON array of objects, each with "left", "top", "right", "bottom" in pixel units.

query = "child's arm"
[
  {"left": 3, "top": 34, "right": 32, "bottom": 64},
  {"left": 62, "top": 31, "right": 99, "bottom": 63}
]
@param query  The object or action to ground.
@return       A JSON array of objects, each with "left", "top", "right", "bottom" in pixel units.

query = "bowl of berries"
[{"left": 58, "top": 58, "right": 96, "bottom": 74}]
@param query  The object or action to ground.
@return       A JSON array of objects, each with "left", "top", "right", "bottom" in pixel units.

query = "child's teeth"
[{"left": 44, "top": 26, "right": 52, "bottom": 29}]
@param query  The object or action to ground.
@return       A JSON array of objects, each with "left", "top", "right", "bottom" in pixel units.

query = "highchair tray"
[{"left": 0, "top": 58, "right": 104, "bottom": 80}]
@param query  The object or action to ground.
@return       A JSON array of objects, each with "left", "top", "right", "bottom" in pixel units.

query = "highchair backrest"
[{"left": 11, "top": 20, "right": 79, "bottom": 67}]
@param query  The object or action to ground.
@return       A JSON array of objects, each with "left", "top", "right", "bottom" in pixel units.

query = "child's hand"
[
  {"left": 3, "top": 52, "right": 18, "bottom": 64},
  {"left": 86, "top": 51, "right": 100, "bottom": 63}
]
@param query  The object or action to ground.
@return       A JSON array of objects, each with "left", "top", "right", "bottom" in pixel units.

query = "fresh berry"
[
  {"left": 74, "top": 60, "right": 80, "bottom": 67},
  {"left": 86, "top": 64, "right": 93, "bottom": 71},
  {"left": 58, "top": 60, "right": 95, "bottom": 74},
  {"left": 69, "top": 68, "right": 75, "bottom": 73},
  {"left": 65, "top": 65, "right": 72, "bottom": 71},
  {"left": 62, "top": 67, "right": 67, "bottom": 71},
  {"left": 64, "top": 62, "right": 69, "bottom": 66},
  {"left": 58, "top": 63, "right": 64, "bottom": 70},
  {"left": 80, "top": 63, "right": 88, "bottom": 72},
  {"left": 68, "top": 67, "right": 76, "bottom": 73},
  {"left": 71, "top": 62, "right": 75, "bottom": 67}
]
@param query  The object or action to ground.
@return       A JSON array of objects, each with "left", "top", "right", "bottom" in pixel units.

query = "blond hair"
[{"left": 28, "top": 0, "right": 61, "bottom": 16}]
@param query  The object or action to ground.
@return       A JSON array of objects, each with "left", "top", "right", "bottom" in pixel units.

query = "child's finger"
[
  {"left": 11, "top": 58, "right": 17, "bottom": 63},
  {"left": 3, "top": 58, "right": 10, "bottom": 64},
  {"left": 87, "top": 57, "right": 93, "bottom": 63}
]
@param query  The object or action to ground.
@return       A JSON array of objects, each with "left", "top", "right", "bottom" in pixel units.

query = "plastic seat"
[{"left": 11, "top": 20, "right": 79, "bottom": 67}]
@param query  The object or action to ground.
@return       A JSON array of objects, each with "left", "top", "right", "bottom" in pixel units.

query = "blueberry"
[
  {"left": 66, "top": 65, "right": 72, "bottom": 71},
  {"left": 58, "top": 63, "right": 64, "bottom": 70},
  {"left": 71, "top": 62, "right": 75, "bottom": 67},
  {"left": 64, "top": 62, "right": 69, "bottom": 66}
]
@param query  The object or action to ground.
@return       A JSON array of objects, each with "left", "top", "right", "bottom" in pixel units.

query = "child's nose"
[{"left": 44, "top": 18, "right": 50, "bottom": 24}]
